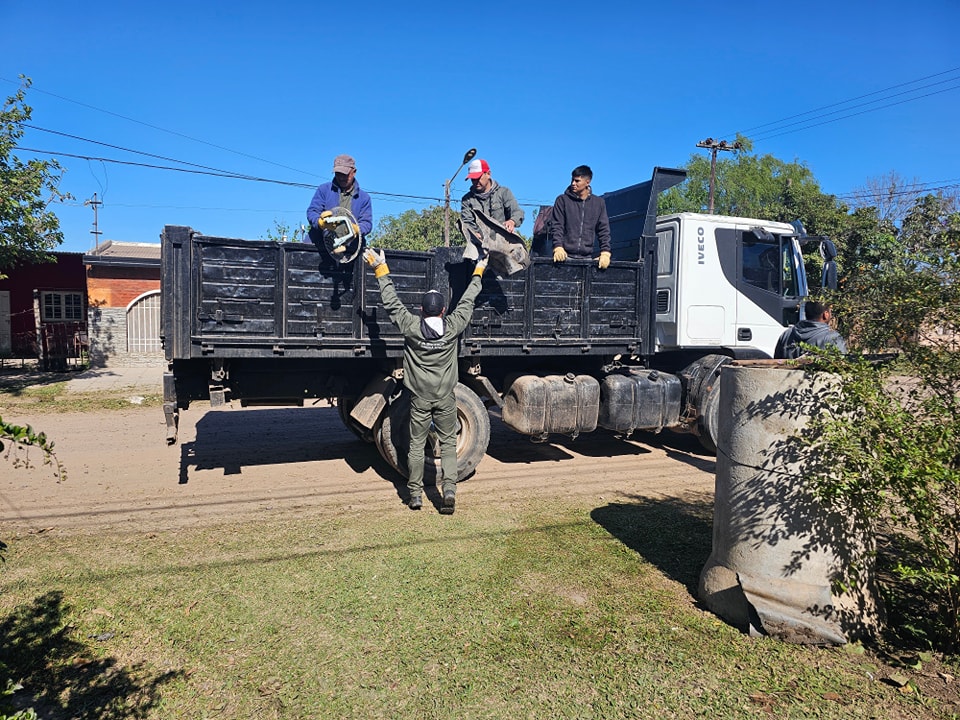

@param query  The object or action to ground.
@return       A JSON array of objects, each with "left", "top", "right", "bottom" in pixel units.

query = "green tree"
[
  {"left": 0, "top": 77, "right": 70, "bottom": 277},
  {"left": 801, "top": 192, "right": 960, "bottom": 650},
  {"left": 260, "top": 218, "right": 305, "bottom": 243},
  {"left": 660, "top": 136, "right": 849, "bottom": 236},
  {"left": 368, "top": 205, "right": 464, "bottom": 251},
  {"left": 659, "top": 136, "right": 876, "bottom": 292}
]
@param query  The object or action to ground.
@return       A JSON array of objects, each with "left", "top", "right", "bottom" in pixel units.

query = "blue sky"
[{"left": 3, "top": 0, "right": 958, "bottom": 254}]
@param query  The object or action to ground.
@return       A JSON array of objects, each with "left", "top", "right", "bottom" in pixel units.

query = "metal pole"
[
  {"left": 443, "top": 148, "right": 477, "bottom": 247},
  {"left": 443, "top": 179, "right": 452, "bottom": 247}
]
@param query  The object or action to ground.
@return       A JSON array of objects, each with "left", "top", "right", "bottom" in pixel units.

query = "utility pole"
[
  {"left": 696, "top": 138, "right": 742, "bottom": 214},
  {"left": 83, "top": 193, "right": 103, "bottom": 250}
]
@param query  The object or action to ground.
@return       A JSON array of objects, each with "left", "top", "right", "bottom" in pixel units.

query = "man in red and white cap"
[{"left": 460, "top": 158, "right": 524, "bottom": 242}]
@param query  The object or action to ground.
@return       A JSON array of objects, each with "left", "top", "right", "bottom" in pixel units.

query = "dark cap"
[{"left": 421, "top": 290, "right": 445, "bottom": 317}]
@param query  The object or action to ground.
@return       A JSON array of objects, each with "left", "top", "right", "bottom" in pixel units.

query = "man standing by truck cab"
[
  {"left": 363, "top": 247, "right": 488, "bottom": 514},
  {"left": 460, "top": 158, "right": 525, "bottom": 240},
  {"left": 774, "top": 300, "right": 847, "bottom": 359},
  {"left": 550, "top": 164, "right": 612, "bottom": 269},
  {"left": 306, "top": 154, "right": 373, "bottom": 249}
]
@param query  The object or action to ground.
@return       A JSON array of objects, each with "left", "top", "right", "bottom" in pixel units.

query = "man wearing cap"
[
  {"left": 550, "top": 164, "right": 612, "bottom": 269},
  {"left": 362, "top": 247, "right": 488, "bottom": 514},
  {"left": 306, "top": 154, "right": 373, "bottom": 249},
  {"left": 460, "top": 158, "right": 524, "bottom": 241}
]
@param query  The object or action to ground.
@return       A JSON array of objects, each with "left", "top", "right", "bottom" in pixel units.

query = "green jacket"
[{"left": 377, "top": 274, "right": 483, "bottom": 402}]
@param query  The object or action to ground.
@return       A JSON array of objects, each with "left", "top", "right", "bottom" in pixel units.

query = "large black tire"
[
  {"left": 679, "top": 354, "right": 731, "bottom": 454},
  {"left": 376, "top": 383, "right": 490, "bottom": 483},
  {"left": 337, "top": 397, "right": 375, "bottom": 444}
]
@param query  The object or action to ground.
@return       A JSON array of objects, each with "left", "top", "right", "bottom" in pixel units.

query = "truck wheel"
[
  {"left": 337, "top": 397, "right": 375, "bottom": 443},
  {"left": 376, "top": 383, "right": 491, "bottom": 483},
  {"left": 680, "top": 354, "right": 731, "bottom": 454}
]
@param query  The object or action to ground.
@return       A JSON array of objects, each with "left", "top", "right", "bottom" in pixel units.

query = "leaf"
[{"left": 887, "top": 673, "right": 910, "bottom": 687}]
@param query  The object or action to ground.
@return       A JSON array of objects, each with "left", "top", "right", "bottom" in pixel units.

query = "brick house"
[
  {"left": 84, "top": 241, "right": 163, "bottom": 367},
  {"left": 0, "top": 252, "right": 87, "bottom": 368}
]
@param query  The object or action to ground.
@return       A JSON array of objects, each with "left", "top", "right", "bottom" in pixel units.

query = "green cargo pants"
[{"left": 407, "top": 393, "right": 458, "bottom": 499}]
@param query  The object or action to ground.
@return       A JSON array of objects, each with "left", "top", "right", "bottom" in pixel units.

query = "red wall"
[{"left": 0, "top": 253, "right": 87, "bottom": 356}]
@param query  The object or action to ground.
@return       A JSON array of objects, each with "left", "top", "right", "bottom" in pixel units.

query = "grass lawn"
[{"left": 0, "top": 494, "right": 953, "bottom": 719}]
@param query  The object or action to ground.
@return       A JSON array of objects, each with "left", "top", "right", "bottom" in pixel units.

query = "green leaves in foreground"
[
  {"left": 0, "top": 415, "right": 64, "bottom": 481},
  {"left": 801, "top": 351, "right": 960, "bottom": 652}
]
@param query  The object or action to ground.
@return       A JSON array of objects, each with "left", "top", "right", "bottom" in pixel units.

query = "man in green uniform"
[{"left": 363, "top": 248, "right": 487, "bottom": 513}]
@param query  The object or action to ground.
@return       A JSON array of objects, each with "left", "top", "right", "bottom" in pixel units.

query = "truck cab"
[{"left": 653, "top": 213, "right": 808, "bottom": 358}]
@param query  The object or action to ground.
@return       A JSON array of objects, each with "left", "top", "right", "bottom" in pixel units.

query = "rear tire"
[{"left": 376, "top": 383, "right": 490, "bottom": 483}]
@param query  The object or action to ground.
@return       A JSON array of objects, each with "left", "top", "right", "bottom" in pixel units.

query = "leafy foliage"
[
  {"left": 260, "top": 219, "right": 305, "bottom": 243},
  {"left": 0, "top": 415, "right": 64, "bottom": 483},
  {"left": 368, "top": 205, "right": 464, "bottom": 251},
  {"left": 659, "top": 135, "right": 849, "bottom": 235},
  {"left": 0, "top": 76, "right": 70, "bottom": 277},
  {"left": 0, "top": 679, "right": 37, "bottom": 720},
  {"left": 801, "top": 192, "right": 960, "bottom": 651}
]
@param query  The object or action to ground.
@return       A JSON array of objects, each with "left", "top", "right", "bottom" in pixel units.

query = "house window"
[{"left": 41, "top": 292, "right": 85, "bottom": 322}]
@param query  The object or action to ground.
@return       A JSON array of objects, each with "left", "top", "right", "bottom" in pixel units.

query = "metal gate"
[{"left": 126, "top": 291, "right": 162, "bottom": 353}]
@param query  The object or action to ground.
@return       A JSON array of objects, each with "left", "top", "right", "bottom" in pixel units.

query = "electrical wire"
[
  {"left": 1, "top": 75, "right": 318, "bottom": 178},
  {"left": 729, "top": 65, "right": 960, "bottom": 138},
  {"left": 751, "top": 82, "right": 960, "bottom": 141}
]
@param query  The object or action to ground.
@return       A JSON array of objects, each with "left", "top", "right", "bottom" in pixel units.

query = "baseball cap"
[
  {"left": 421, "top": 290, "right": 445, "bottom": 317},
  {"left": 466, "top": 158, "right": 490, "bottom": 179},
  {"left": 333, "top": 154, "right": 356, "bottom": 174}
]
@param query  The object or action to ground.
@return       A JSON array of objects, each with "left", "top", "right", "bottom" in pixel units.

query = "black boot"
[{"left": 440, "top": 488, "right": 456, "bottom": 515}]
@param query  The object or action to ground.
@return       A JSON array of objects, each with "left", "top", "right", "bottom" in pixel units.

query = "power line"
[
  {"left": 751, "top": 81, "right": 960, "bottom": 141},
  {"left": 18, "top": 146, "right": 457, "bottom": 204},
  {"left": 836, "top": 181, "right": 960, "bottom": 201},
  {"left": 1, "top": 75, "right": 318, "bottom": 178},
  {"left": 24, "top": 123, "right": 266, "bottom": 179},
  {"left": 730, "top": 65, "right": 960, "bottom": 137},
  {"left": 20, "top": 146, "right": 555, "bottom": 209}
]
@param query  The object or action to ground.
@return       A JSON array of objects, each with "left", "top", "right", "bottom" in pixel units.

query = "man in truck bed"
[
  {"left": 363, "top": 248, "right": 488, "bottom": 514},
  {"left": 550, "top": 164, "right": 612, "bottom": 269}
]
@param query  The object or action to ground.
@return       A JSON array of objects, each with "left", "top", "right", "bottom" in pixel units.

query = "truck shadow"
[
  {"left": 591, "top": 494, "right": 714, "bottom": 595},
  {"left": 485, "top": 416, "right": 716, "bottom": 473},
  {"left": 177, "top": 405, "right": 390, "bottom": 485}
]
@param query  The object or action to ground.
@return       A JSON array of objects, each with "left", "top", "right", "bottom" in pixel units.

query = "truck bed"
[{"left": 161, "top": 228, "right": 652, "bottom": 363}]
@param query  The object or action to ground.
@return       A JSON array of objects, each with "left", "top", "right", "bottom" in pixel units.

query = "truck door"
[{"left": 736, "top": 228, "right": 807, "bottom": 356}]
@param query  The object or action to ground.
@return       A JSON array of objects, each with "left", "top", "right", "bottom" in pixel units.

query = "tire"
[
  {"left": 679, "top": 354, "right": 731, "bottom": 454},
  {"left": 337, "top": 397, "right": 375, "bottom": 444},
  {"left": 376, "top": 383, "right": 491, "bottom": 483}
]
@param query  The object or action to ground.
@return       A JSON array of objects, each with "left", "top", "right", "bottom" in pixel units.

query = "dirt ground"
[{"left": 0, "top": 401, "right": 716, "bottom": 534}]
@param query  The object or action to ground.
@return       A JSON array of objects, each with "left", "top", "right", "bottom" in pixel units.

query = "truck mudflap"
[{"left": 163, "top": 371, "right": 179, "bottom": 444}]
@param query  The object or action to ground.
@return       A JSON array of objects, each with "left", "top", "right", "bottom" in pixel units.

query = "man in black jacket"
[
  {"left": 550, "top": 165, "right": 612, "bottom": 269},
  {"left": 774, "top": 300, "right": 847, "bottom": 359}
]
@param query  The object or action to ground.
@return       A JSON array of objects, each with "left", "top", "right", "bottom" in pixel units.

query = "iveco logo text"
[{"left": 697, "top": 226, "right": 705, "bottom": 264}]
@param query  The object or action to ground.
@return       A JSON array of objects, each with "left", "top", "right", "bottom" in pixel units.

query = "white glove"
[{"left": 363, "top": 248, "right": 385, "bottom": 268}]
